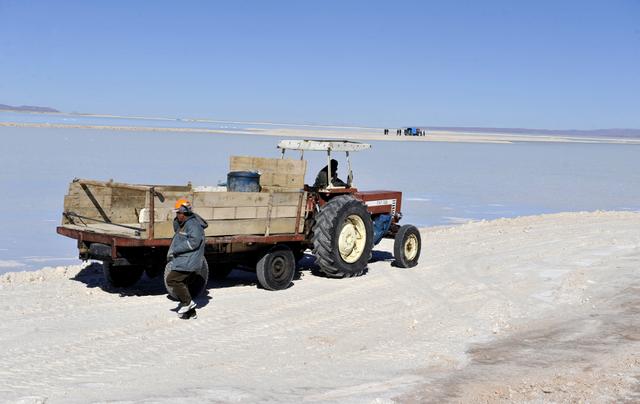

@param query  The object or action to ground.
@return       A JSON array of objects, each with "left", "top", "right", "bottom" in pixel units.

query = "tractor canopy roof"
[{"left": 277, "top": 139, "right": 371, "bottom": 152}]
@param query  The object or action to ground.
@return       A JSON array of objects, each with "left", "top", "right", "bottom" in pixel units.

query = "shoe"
[
  {"left": 179, "top": 308, "right": 197, "bottom": 320},
  {"left": 177, "top": 300, "right": 196, "bottom": 315}
]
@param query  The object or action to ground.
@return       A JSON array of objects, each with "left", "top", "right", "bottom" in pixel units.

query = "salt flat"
[{"left": 1, "top": 211, "right": 638, "bottom": 403}]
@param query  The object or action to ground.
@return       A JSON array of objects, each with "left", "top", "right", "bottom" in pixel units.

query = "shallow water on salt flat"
[{"left": 1, "top": 126, "right": 639, "bottom": 273}]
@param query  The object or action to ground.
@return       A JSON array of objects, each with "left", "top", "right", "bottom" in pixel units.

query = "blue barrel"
[{"left": 227, "top": 171, "right": 261, "bottom": 192}]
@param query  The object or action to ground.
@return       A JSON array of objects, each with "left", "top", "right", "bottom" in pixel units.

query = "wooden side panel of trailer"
[
  {"left": 153, "top": 217, "right": 301, "bottom": 239},
  {"left": 63, "top": 182, "right": 193, "bottom": 226},
  {"left": 62, "top": 180, "right": 306, "bottom": 240},
  {"left": 153, "top": 190, "right": 306, "bottom": 239}
]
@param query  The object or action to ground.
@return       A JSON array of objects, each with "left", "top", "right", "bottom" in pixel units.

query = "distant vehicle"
[
  {"left": 57, "top": 139, "right": 422, "bottom": 294},
  {"left": 403, "top": 127, "right": 426, "bottom": 136}
]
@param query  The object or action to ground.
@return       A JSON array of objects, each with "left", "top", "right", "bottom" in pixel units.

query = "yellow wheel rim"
[
  {"left": 404, "top": 234, "right": 418, "bottom": 261},
  {"left": 338, "top": 214, "right": 366, "bottom": 263}
]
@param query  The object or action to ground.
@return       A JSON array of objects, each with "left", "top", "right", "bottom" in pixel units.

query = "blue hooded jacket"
[{"left": 167, "top": 213, "right": 208, "bottom": 272}]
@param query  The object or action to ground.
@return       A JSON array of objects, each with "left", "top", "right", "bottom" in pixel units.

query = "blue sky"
[{"left": 0, "top": 0, "right": 638, "bottom": 128}]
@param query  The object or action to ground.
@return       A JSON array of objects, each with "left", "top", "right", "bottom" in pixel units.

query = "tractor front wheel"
[{"left": 393, "top": 225, "right": 421, "bottom": 268}]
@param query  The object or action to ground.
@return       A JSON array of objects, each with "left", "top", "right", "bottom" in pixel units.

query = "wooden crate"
[{"left": 229, "top": 156, "right": 307, "bottom": 189}]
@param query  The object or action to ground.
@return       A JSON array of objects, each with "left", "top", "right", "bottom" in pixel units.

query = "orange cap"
[{"left": 174, "top": 198, "right": 191, "bottom": 210}]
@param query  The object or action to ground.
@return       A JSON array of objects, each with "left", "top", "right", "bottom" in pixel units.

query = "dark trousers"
[{"left": 166, "top": 270, "right": 194, "bottom": 304}]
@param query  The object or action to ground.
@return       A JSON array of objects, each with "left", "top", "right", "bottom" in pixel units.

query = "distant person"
[
  {"left": 313, "top": 159, "right": 348, "bottom": 188},
  {"left": 165, "top": 199, "right": 208, "bottom": 319}
]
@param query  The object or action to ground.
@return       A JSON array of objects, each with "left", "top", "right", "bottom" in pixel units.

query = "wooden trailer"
[{"left": 57, "top": 155, "right": 310, "bottom": 290}]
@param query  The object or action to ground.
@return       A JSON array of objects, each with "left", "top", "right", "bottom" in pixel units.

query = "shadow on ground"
[
  {"left": 372, "top": 250, "right": 394, "bottom": 263},
  {"left": 72, "top": 254, "right": 310, "bottom": 297},
  {"left": 72, "top": 250, "right": 395, "bottom": 297}
]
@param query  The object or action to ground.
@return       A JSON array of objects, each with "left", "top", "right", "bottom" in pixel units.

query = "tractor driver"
[{"left": 313, "top": 159, "right": 348, "bottom": 189}]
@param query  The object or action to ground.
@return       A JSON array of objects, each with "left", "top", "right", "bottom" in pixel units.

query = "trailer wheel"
[
  {"left": 164, "top": 259, "right": 209, "bottom": 299},
  {"left": 393, "top": 225, "right": 421, "bottom": 268},
  {"left": 103, "top": 262, "right": 144, "bottom": 287},
  {"left": 208, "top": 262, "right": 234, "bottom": 280},
  {"left": 312, "top": 195, "right": 373, "bottom": 278},
  {"left": 256, "top": 245, "right": 295, "bottom": 291}
]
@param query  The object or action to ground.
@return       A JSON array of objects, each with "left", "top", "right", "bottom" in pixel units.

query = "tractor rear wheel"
[
  {"left": 312, "top": 195, "right": 373, "bottom": 278},
  {"left": 164, "top": 259, "right": 209, "bottom": 299},
  {"left": 393, "top": 225, "right": 421, "bottom": 268},
  {"left": 256, "top": 245, "right": 296, "bottom": 291},
  {"left": 103, "top": 261, "right": 144, "bottom": 287}
]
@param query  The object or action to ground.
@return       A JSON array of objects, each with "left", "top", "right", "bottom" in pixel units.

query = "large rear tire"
[
  {"left": 393, "top": 225, "right": 421, "bottom": 268},
  {"left": 256, "top": 245, "right": 296, "bottom": 291},
  {"left": 103, "top": 261, "right": 144, "bottom": 287},
  {"left": 312, "top": 195, "right": 374, "bottom": 278},
  {"left": 164, "top": 259, "right": 209, "bottom": 299}
]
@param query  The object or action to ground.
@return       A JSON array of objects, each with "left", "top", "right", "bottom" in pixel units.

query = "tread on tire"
[{"left": 311, "top": 195, "right": 374, "bottom": 278}]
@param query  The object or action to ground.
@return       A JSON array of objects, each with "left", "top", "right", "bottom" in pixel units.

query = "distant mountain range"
[
  {"left": 0, "top": 104, "right": 59, "bottom": 113},
  {"left": 1, "top": 102, "right": 637, "bottom": 138}
]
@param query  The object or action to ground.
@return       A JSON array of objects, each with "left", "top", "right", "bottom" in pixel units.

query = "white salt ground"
[{"left": 0, "top": 211, "right": 638, "bottom": 403}]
